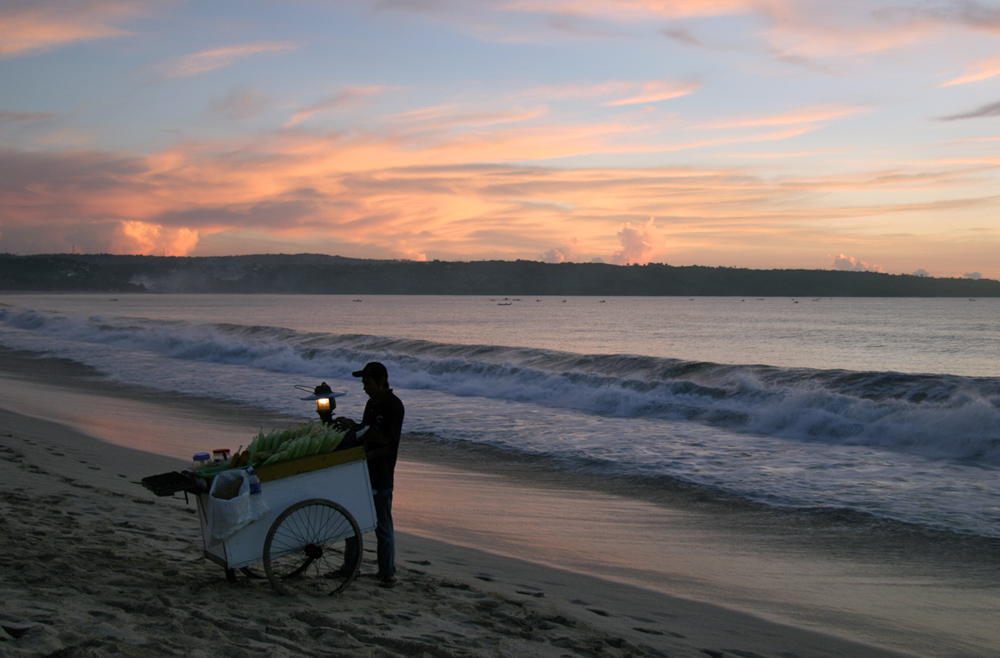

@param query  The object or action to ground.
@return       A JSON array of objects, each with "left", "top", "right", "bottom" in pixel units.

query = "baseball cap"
[{"left": 352, "top": 362, "right": 388, "bottom": 380}]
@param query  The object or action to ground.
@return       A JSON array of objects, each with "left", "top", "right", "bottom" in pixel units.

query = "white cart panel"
[{"left": 198, "top": 457, "right": 376, "bottom": 571}]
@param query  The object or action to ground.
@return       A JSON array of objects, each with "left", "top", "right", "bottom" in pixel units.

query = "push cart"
[{"left": 144, "top": 445, "right": 376, "bottom": 596}]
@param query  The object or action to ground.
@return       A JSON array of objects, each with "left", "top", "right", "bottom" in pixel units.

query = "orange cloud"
[
  {"left": 161, "top": 41, "right": 298, "bottom": 78},
  {"left": 704, "top": 104, "right": 863, "bottom": 129},
  {"left": 0, "top": 0, "right": 140, "bottom": 58},
  {"left": 3, "top": 106, "right": 999, "bottom": 269},
  {"left": 831, "top": 253, "right": 884, "bottom": 273},
  {"left": 939, "top": 56, "right": 1000, "bottom": 87},
  {"left": 117, "top": 221, "right": 199, "bottom": 256},
  {"left": 503, "top": 0, "right": 756, "bottom": 21},
  {"left": 761, "top": 5, "right": 943, "bottom": 59},
  {"left": 285, "top": 87, "right": 386, "bottom": 127},
  {"left": 0, "top": 111, "right": 57, "bottom": 125},
  {"left": 602, "top": 80, "right": 700, "bottom": 106},
  {"left": 611, "top": 218, "right": 663, "bottom": 264},
  {"left": 461, "top": 0, "right": 965, "bottom": 61},
  {"left": 387, "top": 104, "right": 549, "bottom": 131}
]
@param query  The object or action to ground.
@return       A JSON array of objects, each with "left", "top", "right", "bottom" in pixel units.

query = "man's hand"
[{"left": 332, "top": 417, "right": 356, "bottom": 432}]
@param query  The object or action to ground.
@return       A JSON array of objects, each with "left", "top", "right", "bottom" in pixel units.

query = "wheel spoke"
[{"left": 263, "top": 499, "right": 362, "bottom": 596}]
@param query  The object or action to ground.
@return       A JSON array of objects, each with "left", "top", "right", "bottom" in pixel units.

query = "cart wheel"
[{"left": 263, "top": 499, "right": 362, "bottom": 596}]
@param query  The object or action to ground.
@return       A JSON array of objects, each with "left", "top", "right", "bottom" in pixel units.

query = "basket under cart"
[{"left": 145, "top": 445, "right": 376, "bottom": 596}]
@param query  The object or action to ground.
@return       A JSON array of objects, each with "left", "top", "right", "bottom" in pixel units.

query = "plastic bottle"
[
  {"left": 246, "top": 465, "right": 262, "bottom": 496},
  {"left": 192, "top": 452, "right": 211, "bottom": 470}
]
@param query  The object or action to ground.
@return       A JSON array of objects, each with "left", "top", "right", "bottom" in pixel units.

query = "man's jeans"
[{"left": 342, "top": 489, "right": 394, "bottom": 577}]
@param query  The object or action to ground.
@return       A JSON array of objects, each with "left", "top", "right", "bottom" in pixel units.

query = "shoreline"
[{"left": 0, "top": 348, "right": 993, "bottom": 657}]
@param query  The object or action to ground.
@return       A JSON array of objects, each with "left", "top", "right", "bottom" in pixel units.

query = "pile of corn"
[{"left": 248, "top": 422, "right": 348, "bottom": 466}]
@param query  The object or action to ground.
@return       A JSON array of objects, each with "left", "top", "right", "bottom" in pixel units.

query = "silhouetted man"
[{"left": 334, "top": 361, "right": 404, "bottom": 587}]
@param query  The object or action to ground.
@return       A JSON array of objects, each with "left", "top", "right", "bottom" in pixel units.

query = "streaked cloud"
[
  {"left": 602, "top": 80, "right": 700, "bottom": 107},
  {"left": 704, "top": 105, "right": 863, "bottom": 129},
  {"left": 285, "top": 87, "right": 386, "bottom": 127},
  {"left": 939, "top": 56, "right": 1000, "bottom": 87},
  {"left": 0, "top": 111, "right": 57, "bottom": 124},
  {"left": 2, "top": 0, "right": 1000, "bottom": 276},
  {"left": 502, "top": 0, "right": 756, "bottom": 21},
  {"left": 661, "top": 28, "right": 705, "bottom": 47},
  {"left": 388, "top": 104, "right": 547, "bottom": 130},
  {"left": 0, "top": 0, "right": 143, "bottom": 58},
  {"left": 209, "top": 88, "right": 273, "bottom": 121},
  {"left": 161, "top": 41, "right": 298, "bottom": 78},
  {"left": 3, "top": 122, "right": 997, "bottom": 265},
  {"left": 938, "top": 100, "right": 1000, "bottom": 121}
]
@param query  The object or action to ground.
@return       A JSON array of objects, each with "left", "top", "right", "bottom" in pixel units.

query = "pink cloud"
[
  {"left": 1, "top": 111, "right": 997, "bottom": 272},
  {"left": 0, "top": 111, "right": 57, "bottom": 123},
  {"left": 939, "top": 56, "right": 1000, "bottom": 87},
  {"left": 386, "top": 103, "right": 547, "bottom": 131},
  {"left": 503, "top": 0, "right": 756, "bottom": 22},
  {"left": 284, "top": 87, "right": 387, "bottom": 127},
  {"left": 161, "top": 41, "right": 298, "bottom": 78},
  {"left": 762, "top": 11, "right": 941, "bottom": 59},
  {"left": 117, "top": 221, "right": 199, "bottom": 256},
  {"left": 209, "top": 88, "right": 274, "bottom": 121},
  {"left": 0, "top": 0, "right": 142, "bottom": 58},
  {"left": 831, "top": 253, "right": 885, "bottom": 273},
  {"left": 602, "top": 80, "right": 700, "bottom": 106},
  {"left": 541, "top": 237, "right": 581, "bottom": 263},
  {"left": 704, "top": 104, "right": 863, "bottom": 129},
  {"left": 611, "top": 218, "right": 662, "bottom": 265}
]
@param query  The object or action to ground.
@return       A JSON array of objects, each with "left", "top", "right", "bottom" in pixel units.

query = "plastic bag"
[{"left": 206, "top": 470, "right": 269, "bottom": 544}]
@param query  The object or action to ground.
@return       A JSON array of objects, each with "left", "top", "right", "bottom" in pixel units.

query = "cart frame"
[{"left": 195, "top": 445, "right": 377, "bottom": 595}]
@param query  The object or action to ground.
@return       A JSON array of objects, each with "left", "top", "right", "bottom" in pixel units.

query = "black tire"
[{"left": 263, "top": 499, "right": 362, "bottom": 596}]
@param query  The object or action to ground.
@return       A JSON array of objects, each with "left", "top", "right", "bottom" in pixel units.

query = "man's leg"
[{"left": 373, "top": 489, "right": 395, "bottom": 578}]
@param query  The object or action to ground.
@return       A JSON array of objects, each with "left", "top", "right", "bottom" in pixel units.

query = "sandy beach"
[{"left": 0, "top": 349, "right": 979, "bottom": 658}]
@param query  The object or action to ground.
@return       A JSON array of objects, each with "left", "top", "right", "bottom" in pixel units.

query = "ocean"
[{"left": 1, "top": 293, "right": 997, "bottom": 542}]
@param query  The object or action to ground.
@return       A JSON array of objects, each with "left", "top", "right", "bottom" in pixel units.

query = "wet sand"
[{"left": 2, "top": 348, "right": 993, "bottom": 657}]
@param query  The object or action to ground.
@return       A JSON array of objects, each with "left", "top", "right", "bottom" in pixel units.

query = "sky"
[{"left": 1, "top": 1, "right": 999, "bottom": 279}]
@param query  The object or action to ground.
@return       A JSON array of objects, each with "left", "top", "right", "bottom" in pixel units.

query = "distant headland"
[{"left": 1, "top": 253, "right": 997, "bottom": 297}]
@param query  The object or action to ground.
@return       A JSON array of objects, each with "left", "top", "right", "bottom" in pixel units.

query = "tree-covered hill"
[{"left": 1, "top": 253, "right": 997, "bottom": 297}]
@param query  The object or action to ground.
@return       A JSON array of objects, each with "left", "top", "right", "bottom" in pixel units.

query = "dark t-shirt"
[{"left": 360, "top": 389, "right": 404, "bottom": 491}]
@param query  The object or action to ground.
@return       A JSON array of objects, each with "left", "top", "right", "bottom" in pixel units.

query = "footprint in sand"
[{"left": 0, "top": 623, "right": 38, "bottom": 639}]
